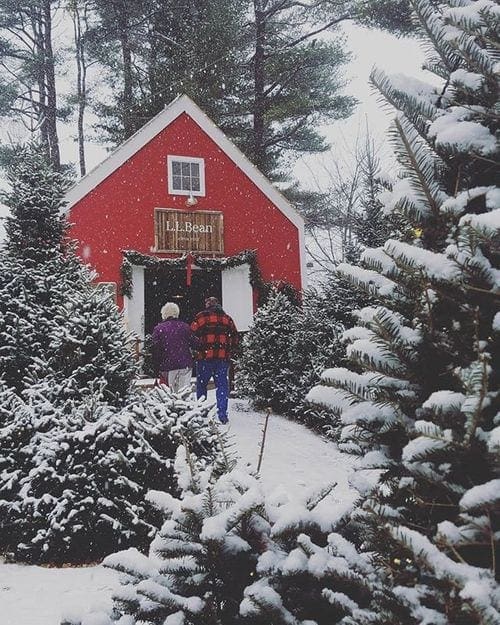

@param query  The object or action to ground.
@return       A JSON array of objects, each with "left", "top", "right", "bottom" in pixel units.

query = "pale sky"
[{"left": 293, "top": 22, "right": 431, "bottom": 190}]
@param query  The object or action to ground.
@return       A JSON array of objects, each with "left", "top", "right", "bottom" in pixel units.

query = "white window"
[{"left": 167, "top": 155, "right": 205, "bottom": 196}]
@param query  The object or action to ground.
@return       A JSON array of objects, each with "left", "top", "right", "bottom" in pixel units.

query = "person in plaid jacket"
[{"left": 191, "top": 296, "right": 239, "bottom": 424}]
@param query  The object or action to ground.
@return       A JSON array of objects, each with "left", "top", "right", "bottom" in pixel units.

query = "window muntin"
[{"left": 168, "top": 155, "right": 205, "bottom": 196}]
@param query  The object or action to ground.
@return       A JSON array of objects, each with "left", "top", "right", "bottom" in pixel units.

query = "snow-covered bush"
[
  {"left": 0, "top": 386, "right": 218, "bottom": 564},
  {"left": 309, "top": 1, "right": 500, "bottom": 622}
]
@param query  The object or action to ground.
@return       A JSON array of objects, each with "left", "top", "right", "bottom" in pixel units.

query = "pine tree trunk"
[
  {"left": 117, "top": 6, "right": 134, "bottom": 138},
  {"left": 253, "top": 0, "right": 266, "bottom": 172},
  {"left": 72, "top": 2, "right": 87, "bottom": 177},
  {"left": 43, "top": 0, "right": 61, "bottom": 171},
  {"left": 32, "top": 6, "right": 49, "bottom": 146},
  {"left": 147, "top": 21, "right": 160, "bottom": 114}
]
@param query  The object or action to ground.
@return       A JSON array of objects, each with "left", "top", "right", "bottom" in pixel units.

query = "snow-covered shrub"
[
  {"left": 308, "top": 1, "right": 500, "bottom": 622},
  {"left": 0, "top": 386, "right": 218, "bottom": 564}
]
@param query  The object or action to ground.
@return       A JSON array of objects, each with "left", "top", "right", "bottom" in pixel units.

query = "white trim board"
[
  {"left": 63, "top": 95, "right": 304, "bottom": 236},
  {"left": 123, "top": 266, "right": 145, "bottom": 340},
  {"left": 221, "top": 264, "right": 253, "bottom": 332}
]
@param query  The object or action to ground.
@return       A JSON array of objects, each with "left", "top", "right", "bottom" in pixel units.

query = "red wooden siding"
[{"left": 68, "top": 112, "right": 302, "bottom": 305}]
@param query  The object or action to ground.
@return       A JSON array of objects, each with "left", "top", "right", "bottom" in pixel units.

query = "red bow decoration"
[{"left": 186, "top": 252, "right": 193, "bottom": 286}]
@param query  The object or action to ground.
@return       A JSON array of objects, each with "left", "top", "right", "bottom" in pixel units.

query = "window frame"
[{"left": 167, "top": 155, "right": 206, "bottom": 197}]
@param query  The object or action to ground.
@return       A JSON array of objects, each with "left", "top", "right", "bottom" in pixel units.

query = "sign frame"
[{"left": 154, "top": 207, "right": 224, "bottom": 254}]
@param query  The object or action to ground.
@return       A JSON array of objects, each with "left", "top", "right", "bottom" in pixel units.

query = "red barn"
[{"left": 65, "top": 95, "right": 305, "bottom": 339}]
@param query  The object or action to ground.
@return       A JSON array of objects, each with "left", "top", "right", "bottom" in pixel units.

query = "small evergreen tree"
[
  {"left": 66, "top": 451, "right": 381, "bottom": 625},
  {"left": 316, "top": 271, "right": 372, "bottom": 329},
  {"left": 295, "top": 288, "right": 347, "bottom": 434},
  {"left": 237, "top": 286, "right": 351, "bottom": 428},
  {"left": 0, "top": 386, "right": 218, "bottom": 564},
  {"left": 236, "top": 289, "right": 303, "bottom": 414},
  {"left": 43, "top": 284, "right": 137, "bottom": 405},
  {"left": 354, "top": 134, "right": 409, "bottom": 249},
  {"left": 3, "top": 144, "right": 67, "bottom": 262},
  {"left": 72, "top": 445, "right": 268, "bottom": 625},
  {"left": 241, "top": 486, "right": 377, "bottom": 625},
  {"left": 0, "top": 143, "right": 137, "bottom": 403},
  {"left": 309, "top": 1, "right": 499, "bottom": 622}
]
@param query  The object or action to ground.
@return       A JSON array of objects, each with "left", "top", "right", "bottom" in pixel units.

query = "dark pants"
[{"left": 196, "top": 359, "right": 229, "bottom": 421}]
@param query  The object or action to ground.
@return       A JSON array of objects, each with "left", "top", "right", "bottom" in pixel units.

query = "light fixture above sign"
[{"left": 185, "top": 193, "right": 198, "bottom": 207}]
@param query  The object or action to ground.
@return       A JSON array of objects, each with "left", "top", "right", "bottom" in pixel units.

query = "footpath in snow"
[{"left": 0, "top": 398, "right": 357, "bottom": 625}]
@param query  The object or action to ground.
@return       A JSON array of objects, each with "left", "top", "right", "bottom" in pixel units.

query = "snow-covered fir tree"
[
  {"left": 312, "top": 270, "right": 371, "bottom": 330},
  {"left": 241, "top": 485, "right": 378, "bottom": 625},
  {"left": 0, "top": 143, "right": 137, "bottom": 403},
  {"left": 67, "top": 447, "right": 383, "bottom": 625},
  {"left": 354, "top": 134, "right": 409, "bottom": 250},
  {"left": 309, "top": 1, "right": 499, "bottom": 622},
  {"left": 39, "top": 284, "right": 138, "bottom": 406},
  {"left": 3, "top": 143, "right": 66, "bottom": 263},
  {"left": 236, "top": 289, "right": 304, "bottom": 414},
  {"left": 0, "top": 240, "right": 80, "bottom": 392},
  {"left": 70, "top": 444, "right": 269, "bottom": 625},
  {"left": 0, "top": 386, "right": 218, "bottom": 563},
  {"left": 296, "top": 288, "right": 348, "bottom": 434},
  {"left": 237, "top": 288, "right": 346, "bottom": 421}
]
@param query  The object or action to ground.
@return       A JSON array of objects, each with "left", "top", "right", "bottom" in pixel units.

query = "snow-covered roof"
[{"left": 63, "top": 94, "right": 304, "bottom": 231}]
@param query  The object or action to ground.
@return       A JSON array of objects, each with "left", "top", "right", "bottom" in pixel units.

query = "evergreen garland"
[{"left": 120, "top": 249, "right": 266, "bottom": 300}]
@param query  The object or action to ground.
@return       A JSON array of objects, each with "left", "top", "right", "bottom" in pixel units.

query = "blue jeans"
[{"left": 196, "top": 359, "right": 230, "bottom": 422}]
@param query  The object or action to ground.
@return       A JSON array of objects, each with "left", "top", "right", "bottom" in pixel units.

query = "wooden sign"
[{"left": 154, "top": 208, "right": 224, "bottom": 254}]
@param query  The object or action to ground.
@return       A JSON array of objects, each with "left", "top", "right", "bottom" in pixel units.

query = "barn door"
[{"left": 144, "top": 267, "right": 222, "bottom": 334}]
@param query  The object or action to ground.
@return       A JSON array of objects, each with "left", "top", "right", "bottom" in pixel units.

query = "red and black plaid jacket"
[{"left": 190, "top": 306, "right": 239, "bottom": 360}]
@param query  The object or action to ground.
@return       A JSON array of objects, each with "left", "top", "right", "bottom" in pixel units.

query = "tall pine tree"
[{"left": 309, "top": 1, "right": 499, "bottom": 622}]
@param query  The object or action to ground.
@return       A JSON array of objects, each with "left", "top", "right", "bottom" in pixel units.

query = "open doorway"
[{"left": 144, "top": 266, "right": 222, "bottom": 335}]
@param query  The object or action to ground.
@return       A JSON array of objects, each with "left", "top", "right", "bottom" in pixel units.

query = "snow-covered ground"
[{"left": 0, "top": 397, "right": 356, "bottom": 625}]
